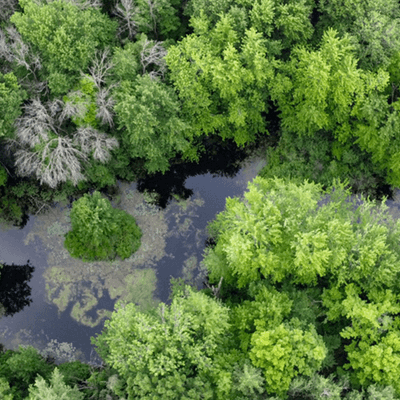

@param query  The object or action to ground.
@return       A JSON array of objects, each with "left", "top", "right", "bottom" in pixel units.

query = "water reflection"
[
  {"left": 0, "top": 148, "right": 268, "bottom": 361},
  {"left": 0, "top": 261, "right": 34, "bottom": 316}
]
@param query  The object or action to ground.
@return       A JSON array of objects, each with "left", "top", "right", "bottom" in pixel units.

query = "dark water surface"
[{"left": 0, "top": 151, "right": 267, "bottom": 363}]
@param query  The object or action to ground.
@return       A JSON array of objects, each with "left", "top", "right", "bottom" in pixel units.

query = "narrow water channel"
[{"left": 0, "top": 150, "right": 267, "bottom": 364}]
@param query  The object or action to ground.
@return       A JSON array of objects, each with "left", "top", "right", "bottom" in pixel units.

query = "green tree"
[
  {"left": 203, "top": 176, "right": 400, "bottom": 394},
  {"left": 271, "top": 28, "right": 363, "bottom": 140},
  {"left": 114, "top": 74, "right": 199, "bottom": 173},
  {"left": 317, "top": 0, "right": 400, "bottom": 71},
  {"left": 0, "top": 72, "right": 27, "bottom": 138},
  {"left": 166, "top": 13, "right": 276, "bottom": 146},
  {"left": 0, "top": 346, "right": 54, "bottom": 400},
  {"left": 28, "top": 368, "right": 84, "bottom": 400},
  {"left": 64, "top": 191, "right": 142, "bottom": 261},
  {"left": 93, "top": 287, "right": 234, "bottom": 399},
  {"left": 11, "top": 0, "right": 117, "bottom": 94}
]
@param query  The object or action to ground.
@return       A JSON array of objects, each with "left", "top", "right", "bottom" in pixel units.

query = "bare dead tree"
[
  {"left": 40, "top": 137, "right": 88, "bottom": 187},
  {"left": 1, "top": 26, "right": 47, "bottom": 96},
  {"left": 113, "top": 0, "right": 139, "bottom": 40},
  {"left": 14, "top": 99, "right": 57, "bottom": 147},
  {"left": 74, "top": 126, "right": 119, "bottom": 163},
  {"left": 140, "top": 38, "right": 167, "bottom": 79},
  {"left": 0, "top": 29, "right": 14, "bottom": 63},
  {"left": 146, "top": 0, "right": 158, "bottom": 38},
  {"left": 96, "top": 86, "right": 116, "bottom": 127},
  {"left": 0, "top": 0, "right": 18, "bottom": 22},
  {"left": 88, "top": 48, "right": 115, "bottom": 89}
]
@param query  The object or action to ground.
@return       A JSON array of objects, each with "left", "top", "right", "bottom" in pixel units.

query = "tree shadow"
[{"left": 0, "top": 260, "right": 35, "bottom": 317}]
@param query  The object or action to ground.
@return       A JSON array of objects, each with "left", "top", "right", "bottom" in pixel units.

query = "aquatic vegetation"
[{"left": 25, "top": 184, "right": 167, "bottom": 327}]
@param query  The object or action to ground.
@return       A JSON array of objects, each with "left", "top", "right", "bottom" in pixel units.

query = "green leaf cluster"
[
  {"left": 114, "top": 74, "right": 198, "bottom": 174},
  {"left": 0, "top": 72, "right": 27, "bottom": 138},
  {"left": 10, "top": 0, "right": 117, "bottom": 94},
  {"left": 94, "top": 287, "right": 234, "bottom": 399},
  {"left": 64, "top": 191, "right": 142, "bottom": 261},
  {"left": 203, "top": 176, "right": 400, "bottom": 394}
]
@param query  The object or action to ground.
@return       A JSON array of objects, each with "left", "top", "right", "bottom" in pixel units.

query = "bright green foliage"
[
  {"left": 0, "top": 72, "right": 27, "bottom": 138},
  {"left": 184, "top": 0, "right": 314, "bottom": 51},
  {"left": 28, "top": 368, "right": 84, "bottom": 400},
  {"left": 0, "top": 346, "right": 54, "bottom": 400},
  {"left": 64, "top": 191, "right": 142, "bottom": 261},
  {"left": 0, "top": 377, "right": 13, "bottom": 400},
  {"left": 166, "top": 13, "right": 275, "bottom": 145},
  {"left": 111, "top": 43, "right": 141, "bottom": 83},
  {"left": 63, "top": 76, "right": 99, "bottom": 128},
  {"left": 203, "top": 176, "right": 400, "bottom": 393},
  {"left": 250, "top": 322, "right": 326, "bottom": 395},
  {"left": 11, "top": 0, "right": 117, "bottom": 94},
  {"left": 272, "top": 28, "right": 362, "bottom": 140},
  {"left": 317, "top": 0, "right": 400, "bottom": 70},
  {"left": 114, "top": 75, "right": 198, "bottom": 173},
  {"left": 94, "top": 287, "right": 233, "bottom": 399}
]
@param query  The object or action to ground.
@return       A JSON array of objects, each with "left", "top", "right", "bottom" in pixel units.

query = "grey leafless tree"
[
  {"left": 140, "top": 38, "right": 167, "bottom": 79},
  {"left": 15, "top": 137, "right": 88, "bottom": 188},
  {"left": 0, "top": 27, "right": 47, "bottom": 95},
  {"left": 9, "top": 97, "right": 119, "bottom": 188},
  {"left": 74, "top": 126, "right": 119, "bottom": 163},
  {"left": 113, "top": 0, "right": 139, "bottom": 40},
  {"left": 0, "top": 0, "right": 18, "bottom": 22},
  {"left": 59, "top": 90, "right": 90, "bottom": 123},
  {"left": 96, "top": 86, "right": 116, "bottom": 127},
  {"left": 88, "top": 48, "right": 115, "bottom": 89},
  {"left": 14, "top": 99, "right": 56, "bottom": 147}
]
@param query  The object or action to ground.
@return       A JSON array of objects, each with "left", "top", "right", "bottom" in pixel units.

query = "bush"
[{"left": 64, "top": 191, "right": 142, "bottom": 261}]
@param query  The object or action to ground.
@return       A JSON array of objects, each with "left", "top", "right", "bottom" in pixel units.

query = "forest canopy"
[{"left": 1, "top": 0, "right": 400, "bottom": 398}]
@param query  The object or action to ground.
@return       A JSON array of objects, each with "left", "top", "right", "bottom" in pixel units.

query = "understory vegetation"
[{"left": 1, "top": 0, "right": 400, "bottom": 398}]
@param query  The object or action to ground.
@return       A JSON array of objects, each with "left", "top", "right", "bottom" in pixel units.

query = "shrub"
[{"left": 64, "top": 191, "right": 141, "bottom": 261}]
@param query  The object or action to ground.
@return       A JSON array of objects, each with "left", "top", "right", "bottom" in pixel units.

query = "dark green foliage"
[
  {"left": 56, "top": 361, "right": 91, "bottom": 389},
  {"left": 0, "top": 346, "right": 54, "bottom": 400},
  {"left": 114, "top": 74, "right": 199, "bottom": 174},
  {"left": 0, "top": 72, "right": 27, "bottom": 138},
  {"left": 259, "top": 129, "right": 389, "bottom": 200},
  {"left": 64, "top": 191, "right": 142, "bottom": 261}
]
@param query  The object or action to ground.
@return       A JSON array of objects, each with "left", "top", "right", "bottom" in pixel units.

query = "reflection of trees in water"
[
  {"left": 137, "top": 136, "right": 250, "bottom": 208},
  {"left": 0, "top": 261, "right": 34, "bottom": 316}
]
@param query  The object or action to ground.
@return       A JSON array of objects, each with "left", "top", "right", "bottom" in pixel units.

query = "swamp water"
[{"left": 0, "top": 152, "right": 267, "bottom": 364}]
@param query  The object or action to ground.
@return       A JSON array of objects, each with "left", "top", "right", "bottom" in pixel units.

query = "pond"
[{"left": 0, "top": 145, "right": 268, "bottom": 364}]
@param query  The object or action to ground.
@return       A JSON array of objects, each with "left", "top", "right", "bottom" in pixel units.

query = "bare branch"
[
  {"left": 140, "top": 39, "right": 167, "bottom": 78},
  {"left": 74, "top": 126, "right": 119, "bottom": 163},
  {"left": 113, "top": 0, "right": 139, "bottom": 40},
  {"left": 15, "top": 99, "right": 57, "bottom": 147},
  {"left": 88, "top": 48, "right": 115, "bottom": 88},
  {"left": 0, "top": 29, "right": 14, "bottom": 63},
  {"left": 39, "top": 137, "right": 88, "bottom": 188},
  {"left": 59, "top": 91, "right": 90, "bottom": 123},
  {"left": 0, "top": 0, "right": 18, "bottom": 22},
  {"left": 47, "top": 99, "right": 64, "bottom": 118},
  {"left": 96, "top": 87, "right": 116, "bottom": 127}
]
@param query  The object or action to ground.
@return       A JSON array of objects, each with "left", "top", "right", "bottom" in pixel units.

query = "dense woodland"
[{"left": 1, "top": 0, "right": 400, "bottom": 398}]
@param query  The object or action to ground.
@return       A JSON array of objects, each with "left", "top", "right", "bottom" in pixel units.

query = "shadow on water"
[
  {"left": 0, "top": 261, "right": 34, "bottom": 317},
  {"left": 137, "top": 136, "right": 251, "bottom": 208}
]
